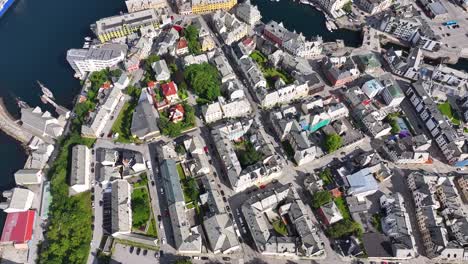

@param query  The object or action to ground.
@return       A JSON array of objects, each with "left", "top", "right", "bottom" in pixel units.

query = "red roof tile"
[
  {"left": 162, "top": 81, "right": 178, "bottom": 96},
  {"left": 177, "top": 38, "right": 188, "bottom": 49},
  {"left": 147, "top": 81, "right": 156, "bottom": 88},
  {"left": 174, "top": 104, "right": 185, "bottom": 114},
  {"left": 1, "top": 210, "right": 35, "bottom": 244}
]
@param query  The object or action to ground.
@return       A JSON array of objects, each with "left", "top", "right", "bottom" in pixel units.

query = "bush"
[
  {"left": 324, "top": 133, "right": 342, "bottom": 153},
  {"left": 312, "top": 190, "right": 332, "bottom": 208},
  {"left": 272, "top": 220, "right": 288, "bottom": 236},
  {"left": 327, "top": 219, "right": 363, "bottom": 239},
  {"left": 318, "top": 168, "right": 333, "bottom": 186}
]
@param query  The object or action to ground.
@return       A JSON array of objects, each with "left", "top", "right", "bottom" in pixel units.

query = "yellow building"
[
  {"left": 93, "top": 9, "right": 160, "bottom": 43},
  {"left": 191, "top": 0, "right": 237, "bottom": 14}
]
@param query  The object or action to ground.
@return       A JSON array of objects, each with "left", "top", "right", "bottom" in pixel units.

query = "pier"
[{"left": 0, "top": 98, "right": 33, "bottom": 145}]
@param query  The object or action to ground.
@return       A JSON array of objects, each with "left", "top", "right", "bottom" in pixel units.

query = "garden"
[{"left": 249, "top": 50, "right": 294, "bottom": 88}]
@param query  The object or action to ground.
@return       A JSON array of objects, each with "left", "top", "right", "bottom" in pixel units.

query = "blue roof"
[{"left": 346, "top": 168, "right": 379, "bottom": 195}]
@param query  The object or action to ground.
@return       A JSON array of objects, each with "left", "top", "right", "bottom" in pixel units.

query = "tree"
[
  {"left": 236, "top": 141, "right": 263, "bottom": 168},
  {"left": 342, "top": 1, "right": 352, "bottom": 13},
  {"left": 327, "top": 219, "right": 363, "bottom": 238},
  {"left": 184, "top": 63, "right": 221, "bottom": 102},
  {"left": 110, "top": 68, "right": 122, "bottom": 77},
  {"left": 324, "top": 133, "right": 342, "bottom": 153},
  {"left": 312, "top": 190, "right": 332, "bottom": 208},
  {"left": 144, "top": 54, "right": 160, "bottom": 72},
  {"left": 184, "top": 25, "right": 201, "bottom": 55},
  {"left": 176, "top": 144, "right": 186, "bottom": 155}
]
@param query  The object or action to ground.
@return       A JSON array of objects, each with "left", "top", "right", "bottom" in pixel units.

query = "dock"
[{"left": 0, "top": 98, "right": 33, "bottom": 145}]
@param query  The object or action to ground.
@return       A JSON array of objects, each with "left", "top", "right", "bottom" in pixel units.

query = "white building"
[
  {"left": 111, "top": 179, "right": 132, "bottom": 236},
  {"left": 212, "top": 10, "right": 248, "bottom": 45},
  {"left": 125, "top": 0, "right": 167, "bottom": 12},
  {"left": 354, "top": 0, "right": 392, "bottom": 14},
  {"left": 81, "top": 88, "right": 124, "bottom": 138},
  {"left": 235, "top": 0, "right": 261, "bottom": 25},
  {"left": 0, "top": 188, "right": 34, "bottom": 213},
  {"left": 69, "top": 145, "right": 92, "bottom": 194},
  {"left": 114, "top": 73, "right": 130, "bottom": 90},
  {"left": 152, "top": 59, "right": 171, "bottom": 81},
  {"left": 184, "top": 136, "right": 211, "bottom": 177},
  {"left": 14, "top": 169, "right": 42, "bottom": 186},
  {"left": 21, "top": 107, "right": 65, "bottom": 140},
  {"left": 380, "top": 16, "right": 421, "bottom": 42},
  {"left": 316, "top": 0, "right": 349, "bottom": 18},
  {"left": 66, "top": 43, "right": 127, "bottom": 79}
]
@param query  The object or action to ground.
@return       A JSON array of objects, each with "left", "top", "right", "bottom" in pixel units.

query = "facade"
[
  {"left": 201, "top": 35, "right": 216, "bottom": 52},
  {"left": 212, "top": 54, "right": 236, "bottom": 83},
  {"left": 316, "top": 0, "right": 349, "bottom": 18},
  {"left": 14, "top": 169, "right": 42, "bottom": 186},
  {"left": 81, "top": 87, "right": 124, "bottom": 138},
  {"left": 191, "top": 0, "right": 236, "bottom": 14},
  {"left": 212, "top": 10, "right": 248, "bottom": 45},
  {"left": 67, "top": 44, "right": 127, "bottom": 78},
  {"left": 380, "top": 74, "right": 405, "bottom": 107},
  {"left": 354, "top": 0, "right": 392, "bottom": 14},
  {"left": 111, "top": 179, "right": 132, "bottom": 236},
  {"left": 263, "top": 21, "right": 323, "bottom": 58},
  {"left": 152, "top": 59, "right": 171, "bottom": 82},
  {"left": 235, "top": 0, "right": 261, "bottom": 25},
  {"left": 92, "top": 9, "right": 160, "bottom": 43},
  {"left": 125, "top": 0, "right": 167, "bottom": 12},
  {"left": 69, "top": 145, "right": 92, "bottom": 194}
]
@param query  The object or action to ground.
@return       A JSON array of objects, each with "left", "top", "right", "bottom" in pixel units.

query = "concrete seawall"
[{"left": 0, "top": 98, "right": 33, "bottom": 145}]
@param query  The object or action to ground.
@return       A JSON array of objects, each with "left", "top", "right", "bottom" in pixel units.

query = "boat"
[
  {"left": 300, "top": 0, "right": 308, "bottom": 4},
  {"left": 37, "top": 81, "right": 54, "bottom": 99},
  {"left": 0, "top": 0, "right": 15, "bottom": 17},
  {"left": 325, "top": 21, "right": 334, "bottom": 32},
  {"left": 16, "top": 98, "right": 29, "bottom": 109},
  {"left": 84, "top": 36, "right": 92, "bottom": 41}
]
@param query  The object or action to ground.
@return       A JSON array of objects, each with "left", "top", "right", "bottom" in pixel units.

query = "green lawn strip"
[
  {"left": 177, "top": 163, "right": 186, "bottom": 180},
  {"left": 371, "top": 213, "right": 383, "bottom": 233},
  {"left": 334, "top": 196, "right": 351, "bottom": 220},
  {"left": 114, "top": 239, "right": 159, "bottom": 251},
  {"left": 38, "top": 134, "right": 96, "bottom": 264},
  {"left": 131, "top": 187, "right": 151, "bottom": 231},
  {"left": 272, "top": 220, "right": 288, "bottom": 236},
  {"left": 132, "top": 173, "right": 148, "bottom": 189},
  {"left": 147, "top": 213, "right": 158, "bottom": 238},
  {"left": 438, "top": 102, "right": 461, "bottom": 125}
]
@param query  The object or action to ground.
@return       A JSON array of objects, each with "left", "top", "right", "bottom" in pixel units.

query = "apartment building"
[
  {"left": 191, "top": 0, "right": 236, "bottom": 14},
  {"left": 235, "top": 0, "right": 261, "bottom": 25},
  {"left": 321, "top": 56, "right": 360, "bottom": 87},
  {"left": 354, "top": 0, "right": 392, "bottom": 14},
  {"left": 69, "top": 145, "right": 92, "bottom": 194},
  {"left": 212, "top": 10, "right": 248, "bottom": 45},
  {"left": 316, "top": 0, "right": 349, "bottom": 18},
  {"left": 111, "top": 179, "right": 132, "bottom": 236},
  {"left": 67, "top": 43, "right": 127, "bottom": 79},
  {"left": 380, "top": 16, "right": 421, "bottom": 42},
  {"left": 125, "top": 0, "right": 167, "bottom": 12}
]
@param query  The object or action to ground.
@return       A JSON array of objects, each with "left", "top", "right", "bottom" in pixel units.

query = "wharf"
[{"left": 0, "top": 98, "right": 33, "bottom": 145}]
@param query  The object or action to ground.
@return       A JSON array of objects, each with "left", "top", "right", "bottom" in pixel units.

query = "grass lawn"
[
  {"left": 133, "top": 173, "right": 148, "bottom": 189},
  {"left": 147, "top": 215, "right": 158, "bottom": 238},
  {"left": 131, "top": 187, "right": 151, "bottom": 230},
  {"left": 272, "top": 220, "right": 288, "bottom": 236},
  {"left": 334, "top": 196, "right": 351, "bottom": 220},
  {"left": 250, "top": 50, "right": 267, "bottom": 64},
  {"left": 371, "top": 213, "right": 382, "bottom": 232},
  {"left": 250, "top": 50, "right": 293, "bottom": 87},
  {"left": 177, "top": 163, "right": 186, "bottom": 180},
  {"left": 111, "top": 102, "right": 141, "bottom": 143},
  {"left": 319, "top": 168, "right": 334, "bottom": 186},
  {"left": 438, "top": 102, "right": 461, "bottom": 126}
]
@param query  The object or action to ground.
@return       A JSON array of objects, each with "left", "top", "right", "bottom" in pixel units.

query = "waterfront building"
[
  {"left": 67, "top": 43, "right": 127, "bottom": 79},
  {"left": 316, "top": 0, "right": 349, "bottom": 18},
  {"left": 263, "top": 21, "right": 322, "bottom": 58},
  {"left": 191, "top": 0, "right": 236, "bottom": 14},
  {"left": 354, "top": 0, "right": 392, "bottom": 14},
  {"left": 21, "top": 107, "right": 65, "bottom": 140},
  {"left": 14, "top": 169, "right": 42, "bottom": 186},
  {"left": 111, "top": 179, "right": 132, "bottom": 236},
  {"left": 380, "top": 16, "right": 421, "bottom": 42},
  {"left": 125, "top": 0, "right": 167, "bottom": 12},
  {"left": 69, "top": 145, "right": 92, "bottom": 194},
  {"left": 235, "top": 0, "right": 261, "bottom": 25},
  {"left": 0, "top": 188, "right": 34, "bottom": 213},
  {"left": 0, "top": 210, "right": 35, "bottom": 248},
  {"left": 92, "top": 9, "right": 160, "bottom": 43},
  {"left": 212, "top": 10, "right": 248, "bottom": 45}
]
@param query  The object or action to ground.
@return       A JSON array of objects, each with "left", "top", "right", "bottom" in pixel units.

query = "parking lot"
[{"left": 111, "top": 243, "right": 161, "bottom": 264}]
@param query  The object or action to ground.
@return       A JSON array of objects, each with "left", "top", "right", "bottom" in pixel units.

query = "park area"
[
  {"left": 438, "top": 102, "right": 461, "bottom": 126},
  {"left": 177, "top": 163, "right": 200, "bottom": 210},
  {"left": 250, "top": 50, "right": 294, "bottom": 88},
  {"left": 131, "top": 174, "right": 157, "bottom": 238}
]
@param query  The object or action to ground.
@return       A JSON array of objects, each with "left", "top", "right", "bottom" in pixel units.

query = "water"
[
  {"left": 252, "top": 0, "right": 362, "bottom": 47},
  {"left": 0, "top": 0, "right": 126, "bottom": 227}
]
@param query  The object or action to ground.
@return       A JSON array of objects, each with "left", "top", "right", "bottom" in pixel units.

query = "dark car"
[
  {"left": 129, "top": 246, "right": 134, "bottom": 253},
  {"left": 143, "top": 249, "right": 148, "bottom": 256},
  {"left": 151, "top": 181, "right": 155, "bottom": 186},
  {"left": 136, "top": 248, "right": 141, "bottom": 255},
  {"left": 222, "top": 197, "right": 227, "bottom": 202},
  {"left": 159, "top": 250, "right": 164, "bottom": 257},
  {"left": 220, "top": 190, "right": 225, "bottom": 196},
  {"left": 226, "top": 206, "right": 231, "bottom": 211},
  {"left": 201, "top": 256, "right": 209, "bottom": 260},
  {"left": 157, "top": 215, "right": 162, "bottom": 221},
  {"left": 222, "top": 257, "right": 231, "bottom": 261}
]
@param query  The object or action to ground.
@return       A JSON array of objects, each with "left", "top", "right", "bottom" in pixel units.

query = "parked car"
[
  {"left": 157, "top": 215, "right": 162, "bottom": 221},
  {"left": 143, "top": 249, "right": 148, "bottom": 256},
  {"left": 136, "top": 248, "right": 141, "bottom": 255},
  {"left": 151, "top": 181, "right": 155, "bottom": 186},
  {"left": 129, "top": 246, "right": 134, "bottom": 253}
]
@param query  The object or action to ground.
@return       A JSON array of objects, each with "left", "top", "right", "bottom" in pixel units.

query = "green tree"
[
  {"left": 327, "top": 219, "right": 363, "bottom": 238},
  {"left": 184, "top": 63, "right": 221, "bottom": 102},
  {"left": 110, "top": 68, "right": 122, "bottom": 77},
  {"left": 176, "top": 144, "right": 186, "bottom": 155},
  {"left": 324, "top": 133, "right": 342, "bottom": 153},
  {"left": 312, "top": 191, "right": 332, "bottom": 208},
  {"left": 183, "top": 25, "right": 201, "bottom": 55},
  {"left": 236, "top": 141, "right": 263, "bottom": 168},
  {"left": 342, "top": 1, "right": 352, "bottom": 13}
]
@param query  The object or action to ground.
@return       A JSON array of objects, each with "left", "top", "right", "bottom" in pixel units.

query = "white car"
[
  {"left": 146, "top": 160, "right": 152, "bottom": 170},
  {"left": 162, "top": 238, "right": 166, "bottom": 245}
]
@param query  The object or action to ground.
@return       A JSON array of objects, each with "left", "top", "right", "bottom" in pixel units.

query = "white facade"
[
  {"left": 125, "top": 0, "right": 167, "bottom": 12},
  {"left": 260, "top": 83, "right": 309, "bottom": 108},
  {"left": 70, "top": 145, "right": 92, "bottom": 194},
  {"left": 66, "top": 44, "right": 127, "bottom": 79},
  {"left": 235, "top": 1, "right": 261, "bottom": 25},
  {"left": 212, "top": 10, "right": 248, "bottom": 45}
]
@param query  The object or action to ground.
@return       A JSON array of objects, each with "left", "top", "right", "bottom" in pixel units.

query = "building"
[
  {"left": 176, "top": 37, "right": 189, "bottom": 56},
  {"left": 318, "top": 201, "right": 343, "bottom": 226},
  {"left": 418, "top": 0, "right": 448, "bottom": 19},
  {"left": 81, "top": 87, "right": 124, "bottom": 138},
  {"left": 379, "top": 135, "right": 431, "bottom": 164},
  {"left": 202, "top": 101, "right": 223, "bottom": 123},
  {"left": 383, "top": 47, "right": 423, "bottom": 80},
  {"left": 111, "top": 180, "right": 132, "bottom": 236},
  {"left": 69, "top": 145, "right": 92, "bottom": 194},
  {"left": 67, "top": 43, "right": 127, "bottom": 78},
  {"left": 380, "top": 74, "right": 405, "bottom": 107},
  {"left": 322, "top": 56, "right": 360, "bottom": 86},
  {"left": 346, "top": 167, "right": 379, "bottom": 201},
  {"left": 152, "top": 59, "right": 171, "bottom": 82},
  {"left": 235, "top": 0, "right": 261, "bottom": 25},
  {"left": 203, "top": 214, "right": 241, "bottom": 254},
  {"left": 201, "top": 35, "right": 216, "bottom": 52},
  {"left": 169, "top": 104, "right": 185, "bottom": 123},
  {"left": 212, "top": 10, "right": 248, "bottom": 45},
  {"left": 114, "top": 73, "right": 130, "bottom": 90},
  {"left": 160, "top": 158, "right": 202, "bottom": 253},
  {"left": 354, "top": 53, "right": 382, "bottom": 74},
  {"left": 21, "top": 107, "right": 65, "bottom": 140},
  {"left": 156, "top": 28, "right": 180, "bottom": 56},
  {"left": 354, "top": 0, "right": 392, "bottom": 14},
  {"left": 92, "top": 9, "right": 160, "bottom": 43},
  {"left": 183, "top": 54, "right": 209, "bottom": 66},
  {"left": 0, "top": 210, "right": 35, "bottom": 248},
  {"left": 263, "top": 21, "right": 323, "bottom": 58},
  {"left": 316, "top": 0, "right": 349, "bottom": 18},
  {"left": 14, "top": 169, "right": 42, "bottom": 186},
  {"left": 183, "top": 136, "right": 211, "bottom": 177},
  {"left": 362, "top": 79, "right": 385, "bottom": 99},
  {"left": 242, "top": 184, "right": 324, "bottom": 256},
  {"left": 191, "top": 0, "right": 237, "bottom": 14},
  {"left": 380, "top": 193, "right": 417, "bottom": 258},
  {"left": 131, "top": 88, "right": 160, "bottom": 141},
  {"left": 212, "top": 54, "right": 235, "bottom": 83},
  {"left": 124, "top": 35, "right": 153, "bottom": 72},
  {"left": 161, "top": 81, "right": 179, "bottom": 103},
  {"left": 455, "top": 175, "right": 468, "bottom": 202},
  {"left": 125, "top": 0, "right": 167, "bottom": 12},
  {"left": 380, "top": 16, "right": 421, "bottom": 42},
  {"left": 0, "top": 188, "right": 34, "bottom": 213}
]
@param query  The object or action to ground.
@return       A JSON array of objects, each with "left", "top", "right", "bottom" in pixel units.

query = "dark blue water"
[
  {"left": 0, "top": 0, "right": 126, "bottom": 227},
  {"left": 252, "top": 0, "right": 362, "bottom": 47}
]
